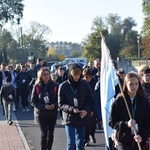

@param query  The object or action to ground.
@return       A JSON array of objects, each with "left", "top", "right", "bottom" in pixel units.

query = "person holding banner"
[{"left": 109, "top": 72, "right": 150, "bottom": 150}]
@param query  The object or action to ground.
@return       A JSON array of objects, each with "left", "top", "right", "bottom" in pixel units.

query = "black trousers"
[
  {"left": 19, "top": 89, "right": 29, "bottom": 108},
  {"left": 36, "top": 115, "right": 57, "bottom": 150},
  {"left": 117, "top": 141, "right": 143, "bottom": 150},
  {"left": 84, "top": 115, "right": 96, "bottom": 142},
  {"left": 15, "top": 88, "right": 20, "bottom": 108}
]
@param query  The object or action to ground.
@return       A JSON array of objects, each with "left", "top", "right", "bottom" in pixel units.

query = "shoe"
[
  {"left": 34, "top": 119, "right": 38, "bottom": 124},
  {"left": 9, "top": 120, "right": 13, "bottom": 125},
  {"left": 13, "top": 107, "right": 16, "bottom": 111},
  {"left": 90, "top": 135, "right": 96, "bottom": 143},
  {"left": 84, "top": 141, "right": 89, "bottom": 147},
  {"left": 26, "top": 108, "right": 30, "bottom": 112},
  {"left": 22, "top": 108, "right": 26, "bottom": 112}
]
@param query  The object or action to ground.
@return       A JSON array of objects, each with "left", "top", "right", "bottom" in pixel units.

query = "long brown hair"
[
  {"left": 123, "top": 71, "right": 145, "bottom": 97},
  {"left": 35, "top": 67, "right": 51, "bottom": 85}
]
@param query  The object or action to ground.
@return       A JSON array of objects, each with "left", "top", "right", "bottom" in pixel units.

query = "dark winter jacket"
[
  {"left": 58, "top": 79, "right": 93, "bottom": 127},
  {"left": 93, "top": 81, "right": 102, "bottom": 122},
  {"left": 31, "top": 81, "right": 58, "bottom": 118},
  {"left": 109, "top": 93, "right": 150, "bottom": 147},
  {"left": 142, "top": 82, "right": 150, "bottom": 105},
  {"left": 15, "top": 72, "right": 32, "bottom": 89},
  {"left": 0, "top": 84, "right": 15, "bottom": 102}
]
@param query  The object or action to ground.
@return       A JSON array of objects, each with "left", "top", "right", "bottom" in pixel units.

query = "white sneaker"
[
  {"left": 26, "top": 108, "right": 30, "bottom": 112},
  {"left": 22, "top": 108, "right": 26, "bottom": 112}
]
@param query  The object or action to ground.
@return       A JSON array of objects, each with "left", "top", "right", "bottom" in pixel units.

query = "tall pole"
[
  {"left": 137, "top": 36, "right": 140, "bottom": 58},
  {"left": 20, "top": 27, "right": 24, "bottom": 63}
]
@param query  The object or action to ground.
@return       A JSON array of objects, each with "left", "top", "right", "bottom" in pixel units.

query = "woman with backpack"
[{"left": 31, "top": 67, "right": 58, "bottom": 150}]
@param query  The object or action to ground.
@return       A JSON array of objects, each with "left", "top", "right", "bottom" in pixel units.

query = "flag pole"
[{"left": 100, "top": 32, "right": 141, "bottom": 150}]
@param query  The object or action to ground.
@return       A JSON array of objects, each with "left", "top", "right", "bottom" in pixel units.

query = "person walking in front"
[
  {"left": 31, "top": 68, "right": 58, "bottom": 150},
  {"left": 15, "top": 65, "right": 32, "bottom": 111},
  {"left": 109, "top": 72, "right": 150, "bottom": 150},
  {"left": 0, "top": 77, "right": 15, "bottom": 125},
  {"left": 58, "top": 63, "right": 93, "bottom": 150}
]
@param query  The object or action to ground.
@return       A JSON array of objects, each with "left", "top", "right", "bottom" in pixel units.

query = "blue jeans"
[{"left": 65, "top": 124, "right": 86, "bottom": 150}]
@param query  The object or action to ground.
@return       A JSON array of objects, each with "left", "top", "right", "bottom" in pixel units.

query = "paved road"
[{"left": 15, "top": 106, "right": 105, "bottom": 150}]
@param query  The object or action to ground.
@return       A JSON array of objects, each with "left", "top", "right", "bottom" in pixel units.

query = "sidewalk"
[{"left": 0, "top": 106, "right": 30, "bottom": 150}]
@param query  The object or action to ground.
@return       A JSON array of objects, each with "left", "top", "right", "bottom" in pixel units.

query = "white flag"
[{"left": 100, "top": 37, "right": 118, "bottom": 148}]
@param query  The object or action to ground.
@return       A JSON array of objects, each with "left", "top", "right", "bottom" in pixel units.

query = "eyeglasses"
[{"left": 42, "top": 73, "right": 49, "bottom": 76}]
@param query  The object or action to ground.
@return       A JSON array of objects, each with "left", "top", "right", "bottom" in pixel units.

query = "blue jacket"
[{"left": 93, "top": 81, "right": 102, "bottom": 122}]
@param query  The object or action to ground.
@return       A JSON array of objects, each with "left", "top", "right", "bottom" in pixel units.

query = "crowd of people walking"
[{"left": 0, "top": 57, "right": 150, "bottom": 150}]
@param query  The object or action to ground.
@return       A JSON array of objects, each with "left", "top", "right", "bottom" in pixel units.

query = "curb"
[{"left": 13, "top": 111, "right": 31, "bottom": 150}]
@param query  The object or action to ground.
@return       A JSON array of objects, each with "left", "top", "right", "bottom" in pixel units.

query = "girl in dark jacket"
[
  {"left": 109, "top": 72, "right": 150, "bottom": 150},
  {"left": 58, "top": 63, "right": 93, "bottom": 150},
  {"left": 31, "top": 68, "right": 58, "bottom": 150}
]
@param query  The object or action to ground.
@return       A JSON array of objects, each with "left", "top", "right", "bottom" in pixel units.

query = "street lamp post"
[
  {"left": 137, "top": 35, "right": 140, "bottom": 58},
  {"left": 20, "top": 27, "right": 24, "bottom": 62}
]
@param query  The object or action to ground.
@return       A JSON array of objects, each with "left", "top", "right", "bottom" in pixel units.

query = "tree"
[
  {"left": 105, "top": 34, "right": 121, "bottom": 60},
  {"left": 29, "top": 21, "right": 51, "bottom": 41},
  {"left": 0, "top": 29, "right": 22, "bottom": 63},
  {"left": 0, "top": 0, "right": 24, "bottom": 27},
  {"left": 82, "top": 16, "right": 109, "bottom": 61},
  {"left": 71, "top": 51, "right": 80, "bottom": 57},
  {"left": 141, "top": 36, "right": 150, "bottom": 57},
  {"left": 119, "top": 18, "right": 138, "bottom": 58},
  {"left": 81, "top": 32, "right": 102, "bottom": 61},
  {"left": 106, "top": 13, "right": 122, "bottom": 35},
  {"left": 47, "top": 47, "right": 56, "bottom": 57},
  {"left": 122, "top": 17, "right": 137, "bottom": 36},
  {"left": 13, "top": 22, "right": 52, "bottom": 61},
  {"left": 141, "top": 1, "right": 150, "bottom": 57},
  {"left": 142, "top": 0, "right": 150, "bottom": 35},
  {"left": 82, "top": 14, "right": 139, "bottom": 60},
  {"left": 91, "top": 16, "right": 107, "bottom": 32},
  {"left": 119, "top": 45, "right": 137, "bottom": 58},
  {"left": 3, "top": 47, "right": 7, "bottom": 63}
]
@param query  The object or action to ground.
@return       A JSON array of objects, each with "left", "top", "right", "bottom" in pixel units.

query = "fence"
[{"left": 117, "top": 58, "right": 150, "bottom": 73}]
